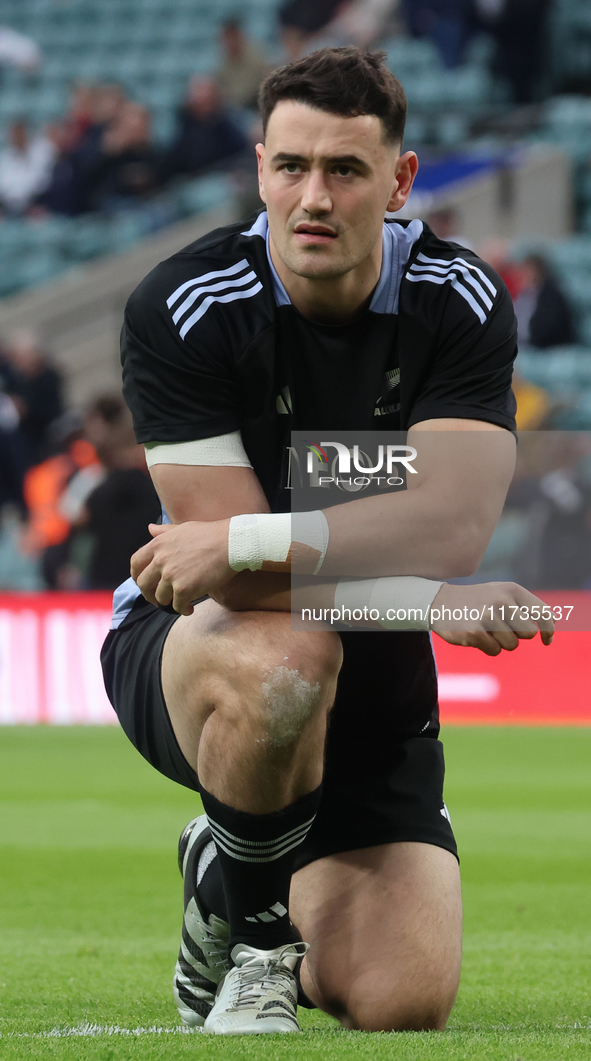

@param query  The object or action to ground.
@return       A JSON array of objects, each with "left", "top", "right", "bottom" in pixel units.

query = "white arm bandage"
[
  {"left": 228, "top": 511, "right": 330, "bottom": 574},
  {"left": 334, "top": 576, "right": 443, "bottom": 630},
  {"left": 144, "top": 431, "right": 252, "bottom": 468}
]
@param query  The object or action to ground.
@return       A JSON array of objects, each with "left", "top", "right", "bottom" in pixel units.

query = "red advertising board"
[
  {"left": 434, "top": 632, "right": 591, "bottom": 725},
  {"left": 0, "top": 592, "right": 589, "bottom": 725}
]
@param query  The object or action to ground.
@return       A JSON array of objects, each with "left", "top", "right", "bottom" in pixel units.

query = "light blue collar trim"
[
  {"left": 369, "top": 218, "right": 424, "bottom": 315},
  {"left": 241, "top": 211, "right": 424, "bottom": 315},
  {"left": 241, "top": 211, "right": 290, "bottom": 306}
]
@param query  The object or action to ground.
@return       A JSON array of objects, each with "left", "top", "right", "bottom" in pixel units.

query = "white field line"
[{"left": 1, "top": 1023, "right": 201, "bottom": 1038}]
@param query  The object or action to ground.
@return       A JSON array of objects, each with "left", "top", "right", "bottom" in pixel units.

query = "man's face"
[{"left": 256, "top": 102, "right": 416, "bottom": 282}]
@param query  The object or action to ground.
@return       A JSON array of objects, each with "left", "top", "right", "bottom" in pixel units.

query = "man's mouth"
[{"left": 293, "top": 224, "right": 338, "bottom": 243}]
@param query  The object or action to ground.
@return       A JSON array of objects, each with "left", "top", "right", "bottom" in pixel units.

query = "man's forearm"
[
  {"left": 212, "top": 571, "right": 338, "bottom": 615},
  {"left": 321, "top": 428, "right": 516, "bottom": 579},
  {"left": 227, "top": 429, "right": 516, "bottom": 582}
]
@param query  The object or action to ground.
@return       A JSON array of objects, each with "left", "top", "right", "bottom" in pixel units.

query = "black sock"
[{"left": 199, "top": 785, "right": 321, "bottom": 951}]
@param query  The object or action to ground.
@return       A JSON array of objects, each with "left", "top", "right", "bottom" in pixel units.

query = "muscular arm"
[
  {"left": 321, "top": 419, "right": 516, "bottom": 580},
  {"left": 132, "top": 417, "right": 515, "bottom": 614},
  {"left": 131, "top": 429, "right": 552, "bottom": 655}
]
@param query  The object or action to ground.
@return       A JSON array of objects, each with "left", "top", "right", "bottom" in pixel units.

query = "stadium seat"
[
  {"left": 17, "top": 250, "right": 65, "bottom": 288},
  {"left": 62, "top": 216, "right": 109, "bottom": 263},
  {"left": 176, "top": 174, "right": 234, "bottom": 216}
]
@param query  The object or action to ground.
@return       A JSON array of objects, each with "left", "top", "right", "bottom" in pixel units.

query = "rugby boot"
[
  {"left": 203, "top": 941, "right": 308, "bottom": 1035},
  {"left": 173, "top": 815, "right": 230, "bottom": 1027}
]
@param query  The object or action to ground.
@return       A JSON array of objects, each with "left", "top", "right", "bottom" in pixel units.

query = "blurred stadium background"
[{"left": 0, "top": 0, "right": 590, "bottom": 724}]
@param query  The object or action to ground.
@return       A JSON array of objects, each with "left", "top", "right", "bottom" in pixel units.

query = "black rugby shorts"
[{"left": 101, "top": 597, "right": 457, "bottom": 869}]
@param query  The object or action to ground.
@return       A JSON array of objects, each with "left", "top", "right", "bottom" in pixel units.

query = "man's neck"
[{"left": 268, "top": 236, "right": 383, "bottom": 325}]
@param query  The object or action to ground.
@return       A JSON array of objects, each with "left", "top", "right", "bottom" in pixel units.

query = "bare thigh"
[{"left": 290, "top": 841, "right": 462, "bottom": 1032}]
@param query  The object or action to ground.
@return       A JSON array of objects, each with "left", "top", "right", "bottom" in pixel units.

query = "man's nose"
[{"left": 300, "top": 170, "right": 332, "bottom": 215}]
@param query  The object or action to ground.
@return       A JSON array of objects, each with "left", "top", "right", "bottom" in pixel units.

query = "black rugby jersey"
[
  {"left": 122, "top": 210, "right": 516, "bottom": 513},
  {"left": 112, "top": 210, "right": 516, "bottom": 629}
]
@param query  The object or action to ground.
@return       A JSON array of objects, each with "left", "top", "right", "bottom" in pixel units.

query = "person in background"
[
  {"left": 215, "top": 18, "right": 272, "bottom": 112},
  {"left": 77, "top": 395, "right": 161, "bottom": 590},
  {"left": 88, "top": 102, "right": 161, "bottom": 212},
  {"left": 0, "top": 347, "right": 27, "bottom": 516},
  {"left": 513, "top": 253, "right": 576, "bottom": 350},
  {"left": 426, "top": 205, "right": 472, "bottom": 248},
  {"left": 3, "top": 328, "right": 64, "bottom": 467},
  {"left": 477, "top": 237, "right": 521, "bottom": 300},
  {"left": 475, "top": 0, "right": 551, "bottom": 105},
  {"left": 512, "top": 372, "right": 551, "bottom": 430},
  {"left": 20, "top": 411, "right": 99, "bottom": 589},
  {"left": 40, "top": 82, "right": 129, "bottom": 215},
  {"left": 0, "top": 25, "right": 41, "bottom": 72},
  {"left": 0, "top": 119, "right": 56, "bottom": 216},
  {"left": 164, "top": 76, "right": 248, "bottom": 179},
  {"left": 402, "top": 0, "right": 477, "bottom": 69},
  {"left": 56, "top": 82, "right": 97, "bottom": 155},
  {"left": 277, "top": 0, "right": 344, "bottom": 59}
]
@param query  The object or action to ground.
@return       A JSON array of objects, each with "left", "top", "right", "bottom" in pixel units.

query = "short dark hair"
[{"left": 258, "top": 47, "right": 406, "bottom": 145}]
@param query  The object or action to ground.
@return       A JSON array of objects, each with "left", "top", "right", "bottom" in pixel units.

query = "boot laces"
[{"left": 230, "top": 942, "right": 308, "bottom": 1010}]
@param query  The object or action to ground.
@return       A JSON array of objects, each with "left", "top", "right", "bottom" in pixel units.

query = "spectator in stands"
[
  {"left": 475, "top": 0, "right": 551, "bottom": 104},
  {"left": 478, "top": 236, "right": 521, "bottom": 299},
  {"left": 0, "top": 25, "right": 41, "bottom": 72},
  {"left": 58, "top": 82, "right": 97, "bottom": 155},
  {"left": 512, "top": 372, "right": 551, "bottom": 430},
  {"left": 164, "top": 76, "right": 248, "bottom": 179},
  {"left": 0, "top": 348, "right": 27, "bottom": 515},
  {"left": 426, "top": 205, "right": 473, "bottom": 248},
  {"left": 21, "top": 410, "right": 99, "bottom": 589},
  {"left": 401, "top": 0, "right": 477, "bottom": 69},
  {"left": 40, "top": 81, "right": 129, "bottom": 215},
  {"left": 3, "top": 328, "right": 64, "bottom": 467},
  {"left": 321, "top": 0, "right": 400, "bottom": 49},
  {"left": 215, "top": 18, "right": 272, "bottom": 111},
  {"left": 77, "top": 394, "right": 160, "bottom": 590},
  {"left": 514, "top": 253, "right": 576, "bottom": 350},
  {"left": 88, "top": 102, "right": 161, "bottom": 212},
  {"left": 0, "top": 119, "right": 56, "bottom": 216},
  {"left": 509, "top": 436, "right": 591, "bottom": 590},
  {"left": 278, "top": 0, "right": 343, "bottom": 59}
]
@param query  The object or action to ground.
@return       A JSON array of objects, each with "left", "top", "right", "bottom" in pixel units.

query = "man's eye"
[
  {"left": 282, "top": 163, "right": 300, "bottom": 173},
  {"left": 334, "top": 165, "right": 353, "bottom": 176}
]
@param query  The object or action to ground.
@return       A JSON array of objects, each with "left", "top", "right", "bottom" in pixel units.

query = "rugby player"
[{"left": 101, "top": 47, "right": 553, "bottom": 1035}]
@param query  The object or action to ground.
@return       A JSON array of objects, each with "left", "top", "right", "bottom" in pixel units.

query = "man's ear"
[
  {"left": 387, "top": 150, "right": 418, "bottom": 213},
  {"left": 255, "top": 143, "right": 266, "bottom": 204}
]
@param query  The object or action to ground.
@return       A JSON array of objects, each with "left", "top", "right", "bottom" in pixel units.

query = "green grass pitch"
[{"left": 0, "top": 725, "right": 589, "bottom": 1061}]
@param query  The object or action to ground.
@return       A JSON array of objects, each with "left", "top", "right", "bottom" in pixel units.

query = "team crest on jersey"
[
  {"left": 374, "top": 366, "right": 400, "bottom": 417},
  {"left": 276, "top": 386, "right": 293, "bottom": 414}
]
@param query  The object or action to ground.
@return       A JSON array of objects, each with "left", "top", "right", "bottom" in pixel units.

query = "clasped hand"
[{"left": 130, "top": 520, "right": 233, "bottom": 615}]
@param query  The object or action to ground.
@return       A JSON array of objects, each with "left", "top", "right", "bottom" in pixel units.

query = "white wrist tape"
[
  {"left": 291, "top": 511, "right": 330, "bottom": 574},
  {"left": 228, "top": 510, "right": 329, "bottom": 574},
  {"left": 334, "top": 576, "right": 443, "bottom": 630}
]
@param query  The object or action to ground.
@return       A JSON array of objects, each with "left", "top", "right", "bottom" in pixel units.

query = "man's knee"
[
  {"left": 309, "top": 958, "right": 458, "bottom": 1033},
  {"left": 340, "top": 986, "right": 455, "bottom": 1032},
  {"left": 213, "top": 614, "right": 342, "bottom": 741}
]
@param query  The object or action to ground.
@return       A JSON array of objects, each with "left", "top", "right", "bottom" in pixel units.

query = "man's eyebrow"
[{"left": 270, "top": 151, "right": 369, "bottom": 168}]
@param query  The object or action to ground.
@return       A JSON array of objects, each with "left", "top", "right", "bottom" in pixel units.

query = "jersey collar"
[{"left": 241, "top": 211, "right": 424, "bottom": 315}]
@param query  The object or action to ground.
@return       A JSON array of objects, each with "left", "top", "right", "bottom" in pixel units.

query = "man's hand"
[
  {"left": 431, "top": 582, "right": 554, "bottom": 656},
  {"left": 130, "top": 520, "right": 233, "bottom": 615}
]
